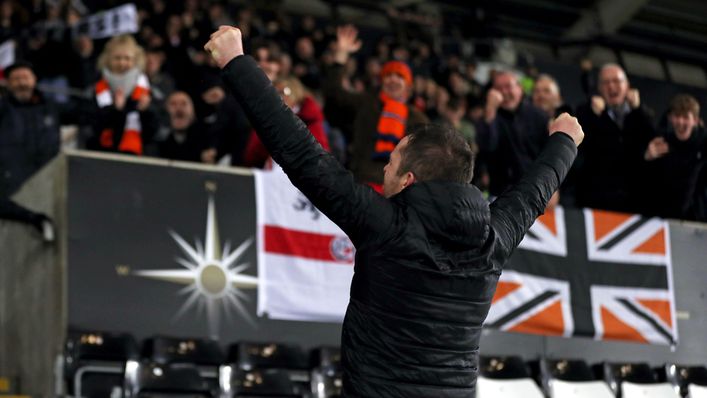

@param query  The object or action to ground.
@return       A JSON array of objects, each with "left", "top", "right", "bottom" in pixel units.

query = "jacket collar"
[{"left": 394, "top": 180, "right": 490, "bottom": 250}]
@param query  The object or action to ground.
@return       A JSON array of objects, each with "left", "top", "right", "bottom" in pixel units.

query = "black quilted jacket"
[{"left": 222, "top": 55, "right": 577, "bottom": 397}]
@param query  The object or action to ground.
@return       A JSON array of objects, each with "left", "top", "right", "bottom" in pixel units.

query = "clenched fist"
[
  {"left": 204, "top": 26, "right": 244, "bottom": 69},
  {"left": 627, "top": 88, "right": 640, "bottom": 109},
  {"left": 486, "top": 89, "right": 503, "bottom": 111},
  {"left": 549, "top": 113, "right": 584, "bottom": 147},
  {"left": 484, "top": 88, "right": 504, "bottom": 123},
  {"left": 644, "top": 137, "right": 669, "bottom": 161},
  {"left": 591, "top": 95, "right": 605, "bottom": 116}
]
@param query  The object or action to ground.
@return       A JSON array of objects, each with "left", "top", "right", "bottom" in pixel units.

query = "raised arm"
[
  {"left": 205, "top": 27, "right": 394, "bottom": 245},
  {"left": 322, "top": 25, "right": 366, "bottom": 115},
  {"left": 490, "top": 113, "right": 583, "bottom": 261}
]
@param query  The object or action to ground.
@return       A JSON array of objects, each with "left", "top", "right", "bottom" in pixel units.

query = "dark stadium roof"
[{"left": 336, "top": 0, "right": 707, "bottom": 67}]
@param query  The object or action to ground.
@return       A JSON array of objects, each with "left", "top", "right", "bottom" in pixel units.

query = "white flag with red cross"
[{"left": 254, "top": 164, "right": 354, "bottom": 322}]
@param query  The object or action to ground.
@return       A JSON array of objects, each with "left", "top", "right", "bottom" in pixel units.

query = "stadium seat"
[
  {"left": 63, "top": 330, "right": 138, "bottom": 398},
  {"left": 477, "top": 356, "right": 543, "bottom": 398},
  {"left": 123, "top": 360, "right": 215, "bottom": 397},
  {"left": 622, "top": 381, "right": 680, "bottom": 398},
  {"left": 309, "top": 346, "right": 341, "bottom": 371},
  {"left": 310, "top": 347, "right": 342, "bottom": 398},
  {"left": 223, "top": 342, "right": 310, "bottom": 397},
  {"left": 689, "top": 384, "right": 707, "bottom": 398},
  {"left": 220, "top": 366, "right": 309, "bottom": 397},
  {"left": 476, "top": 376, "right": 545, "bottom": 398},
  {"left": 540, "top": 358, "right": 613, "bottom": 398},
  {"left": 479, "top": 356, "right": 531, "bottom": 379},
  {"left": 142, "top": 336, "right": 224, "bottom": 366},
  {"left": 665, "top": 364, "right": 707, "bottom": 397},
  {"left": 603, "top": 362, "right": 677, "bottom": 398},
  {"left": 228, "top": 342, "right": 309, "bottom": 370},
  {"left": 549, "top": 379, "right": 615, "bottom": 398},
  {"left": 141, "top": 336, "right": 224, "bottom": 392},
  {"left": 310, "top": 368, "right": 342, "bottom": 398}
]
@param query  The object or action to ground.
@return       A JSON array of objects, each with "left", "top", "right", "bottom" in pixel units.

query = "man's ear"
[{"left": 402, "top": 171, "right": 416, "bottom": 188}]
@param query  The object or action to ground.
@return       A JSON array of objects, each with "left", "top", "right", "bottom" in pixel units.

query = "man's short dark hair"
[
  {"left": 398, "top": 124, "right": 474, "bottom": 184},
  {"left": 4, "top": 61, "right": 35, "bottom": 79}
]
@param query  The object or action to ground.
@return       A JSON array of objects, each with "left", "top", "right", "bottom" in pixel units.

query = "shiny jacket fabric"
[{"left": 222, "top": 55, "right": 577, "bottom": 398}]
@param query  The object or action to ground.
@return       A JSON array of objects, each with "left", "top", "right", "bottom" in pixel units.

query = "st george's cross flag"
[
  {"left": 255, "top": 168, "right": 678, "bottom": 344},
  {"left": 254, "top": 164, "right": 354, "bottom": 322}
]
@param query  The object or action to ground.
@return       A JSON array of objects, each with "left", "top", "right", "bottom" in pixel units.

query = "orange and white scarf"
[
  {"left": 373, "top": 92, "right": 409, "bottom": 160},
  {"left": 95, "top": 73, "right": 150, "bottom": 155}
]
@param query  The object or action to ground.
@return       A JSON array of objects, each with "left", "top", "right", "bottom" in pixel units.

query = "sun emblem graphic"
[{"left": 132, "top": 182, "right": 258, "bottom": 338}]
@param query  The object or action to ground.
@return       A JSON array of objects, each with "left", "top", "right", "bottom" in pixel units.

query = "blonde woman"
[{"left": 89, "top": 35, "right": 157, "bottom": 155}]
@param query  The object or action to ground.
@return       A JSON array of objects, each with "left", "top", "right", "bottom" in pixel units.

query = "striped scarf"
[
  {"left": 372, "top": 92, "right": 409, "bottom": 160},
  {"left": 95, "top": 73, "right": 150, "bottom": 155}
]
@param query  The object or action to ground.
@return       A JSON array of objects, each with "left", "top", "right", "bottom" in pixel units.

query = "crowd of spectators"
[{"left": 1, "top": 0, "right": 706, "bottom": 227}]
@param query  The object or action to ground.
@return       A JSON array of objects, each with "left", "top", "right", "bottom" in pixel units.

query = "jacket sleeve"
[
  {"left": 490, "top": 132, "right": 577, "bottom": 262},
  {"left": 322, "top": 63, "right": 365, "bottom": 118},
  {"left": 221, "top": 55, "right": 394, "bottom": 245}
]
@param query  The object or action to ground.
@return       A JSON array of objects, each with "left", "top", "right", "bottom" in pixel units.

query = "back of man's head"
[{"left": 399, "top": 124, "right": 474, "bottom": 184}]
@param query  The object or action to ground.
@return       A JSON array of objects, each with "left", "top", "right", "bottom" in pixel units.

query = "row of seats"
[
  {"left": 479, "top": 356, "right": 707, "bottom": 398},
  {"left": 62, "top": 331, "right": 339, "bottom": 397},
  {"left": 61, "top": 331, "right": 707, "bottom": 397}
]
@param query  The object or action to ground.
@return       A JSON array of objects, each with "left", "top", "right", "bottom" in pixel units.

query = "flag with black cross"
[{"left": 485, "top": 206, "right": 678, "bottom": 345}]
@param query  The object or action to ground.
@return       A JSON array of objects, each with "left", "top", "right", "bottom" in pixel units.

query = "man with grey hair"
[
  {"left": 575, "top": 63, "right": 655, "bottom": 212},
  {"left": 532, "top": 74, "right": 572, "bottom": 118},
  {"left": 477, "top": 69, "right": 550, "bottom": 196}
]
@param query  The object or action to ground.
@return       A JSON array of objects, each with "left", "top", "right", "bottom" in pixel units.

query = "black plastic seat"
[
  {"left": 310, "top": 368, "right": 342, "bottom": 398},
  {"left": 124, "top": 361, "right": 215, "bottom": 397},
  {"left": 64, "top": 330, "right": 139, "bottom": 398},
  {"left": 226, "top": 368, "right": 309, "bottom": 397},
  {"left": 223, "top": 342, "right": 310, "bottom": 397},
  {"left": 541, "top": 358, "right": 595, "bottom": 382},
  {"left": 141, "top": 336, "right": 224, "bottom": 393},
  {"left": 603, "top": 362, "right": 659, "bottom": 398},
  {"left": 228, "top": 342, "right": 308, "bottom": 370},
  {"left": 477, "top": 357, "right": 545, "bottom": 398},
  {"left": 479, "top": 355, "right": 531, "bottom": 379},
  {"left": 309, "top": 346, "right": 340, "bottom": 371},
  {"left": 665, "top": 364, "right": 707, "bottom": 397},
  {"left": 310, "top": 346, "right": 342, "bottom": 398},
  {"left": 142, "top": 336, "right": 224, "bottom": 366},
  {"left": 539, "top": 358, "right": 610, "bottom": 397}
]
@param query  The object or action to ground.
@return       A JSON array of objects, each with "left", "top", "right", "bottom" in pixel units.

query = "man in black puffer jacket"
[{"left": 206, "top": 27, "right": 583, "bottom": 398}]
